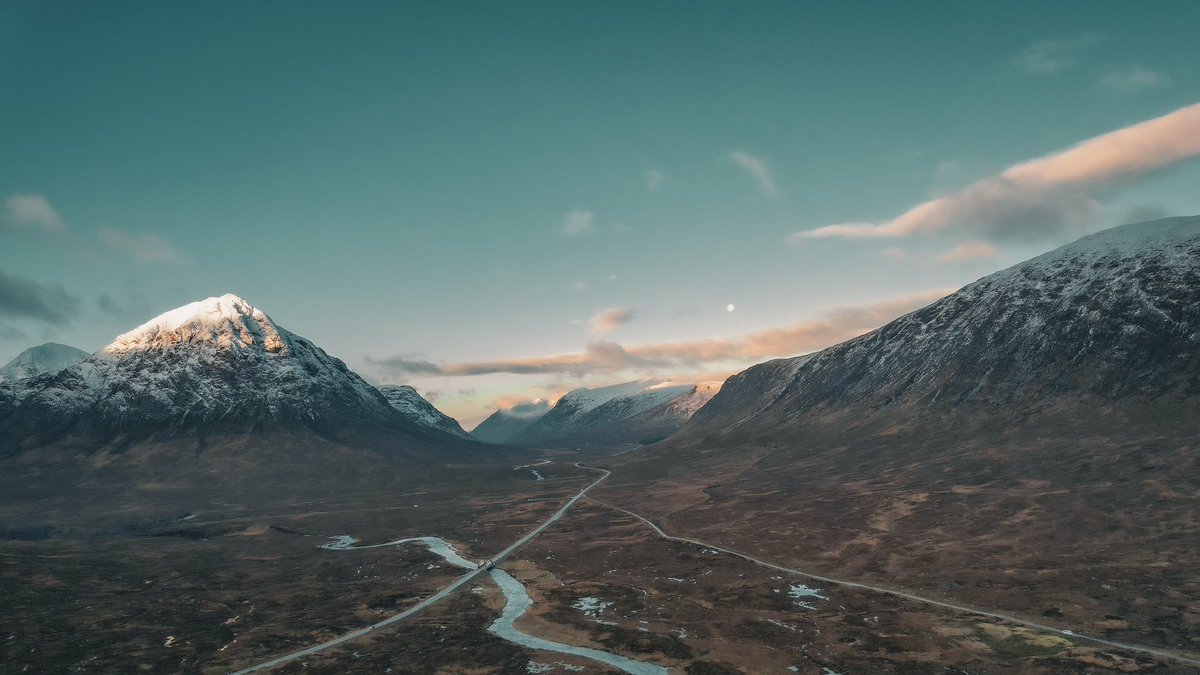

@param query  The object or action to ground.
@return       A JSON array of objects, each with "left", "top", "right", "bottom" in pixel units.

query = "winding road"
[
  {"left": 584, "top": 495, "right": 1200, "bottom": 670},
  {"left": 230, "top": 463, "right": 611, "bottom": 674}
]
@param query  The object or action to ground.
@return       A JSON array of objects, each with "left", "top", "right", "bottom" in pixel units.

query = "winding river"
[{"left": 325, "top": 535, "right": 669, "bottom": 675}]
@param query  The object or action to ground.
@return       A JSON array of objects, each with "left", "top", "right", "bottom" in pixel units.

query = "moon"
[{"left": 726, "top": 304, "right": 735, "bottom": 312}]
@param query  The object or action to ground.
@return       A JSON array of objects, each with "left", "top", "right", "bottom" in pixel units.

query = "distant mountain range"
[{"left": 473, "top": 379, "right": 721, "bottom": 448}]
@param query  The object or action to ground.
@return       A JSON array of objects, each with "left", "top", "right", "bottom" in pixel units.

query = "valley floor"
[{"left": 1, "top": 453, "right": 1194, "bottom": 674}]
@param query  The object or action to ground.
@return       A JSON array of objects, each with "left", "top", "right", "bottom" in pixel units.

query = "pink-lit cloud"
[
  {"left": 590, "top": 307, "right": 635, "bottom": 335},
  {"left": 793, "top": 103, "right": 1200, "bottom": 242}
]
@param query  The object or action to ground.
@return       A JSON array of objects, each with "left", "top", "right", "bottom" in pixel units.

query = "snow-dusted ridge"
[{"left": 377, "top": 384, "right": 471, "bottom": 438}]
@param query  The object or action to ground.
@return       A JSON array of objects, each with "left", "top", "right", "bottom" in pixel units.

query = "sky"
[{"left": 3, "top": 1, "right": 1199, "bottom": 427}]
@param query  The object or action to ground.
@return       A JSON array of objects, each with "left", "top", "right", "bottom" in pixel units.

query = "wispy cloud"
[
  {"left": 97, "top": 227, "right": 184, "bottom": 265},
  {"left": 4, "top": 194, "right": 66, "bottom": 233},
  {"left": 938, "top": 241, "right": 1001, "bottom": 264},
  {"left": 560, "top": 208, "right": 596, "bottom": 236},
  {"left": 793, "top": 103, "right": 1200, "bottom": 242},
  {"left": 730, "top": 150, "right": 781, "bottom": 196},
  {"left": 370, "top": 290, "right": 950, "bottom": 379},
  {"left": 0, "top": 271, "right": 80, "bottom": 326},
  {"left": 643, "top": 168, "right": 670, "bottom": 192},
  {"left": 1097, "top": 66, "right": 1167, "bottom": 94},
  {"left": 1011, "top": 34, "right": 1105, "bottom": 74},
  {"left": 590, "top": 307, "right": 635, "bottom": 335}
]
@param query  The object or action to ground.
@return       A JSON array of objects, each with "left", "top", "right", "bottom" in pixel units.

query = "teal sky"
[{"left": 3, "top": 2, "right": 1199, "bottom": 425}]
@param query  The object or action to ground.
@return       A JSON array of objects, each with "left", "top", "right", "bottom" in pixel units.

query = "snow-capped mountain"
[
  {"left": 0, "top": 343, "right": 89, "bottom": 383},
  {"left": 687, "top": 215, "right": 1200, "bottom": 437},
  {"left": 470, "top": 400, "right": 550, "bottom": 444},
  {"left": 378, "top": 384, "right": 471, "bottom": 438},
  {"left": 488, "top": 379, "right": 723, "bottom": 448},
  {"left": 0, "top": 294, "right": 452, "bottom": 450}
]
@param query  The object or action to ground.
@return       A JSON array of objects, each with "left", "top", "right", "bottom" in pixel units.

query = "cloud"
[
  {"left": 1011, "top": 34, "right": 1104, "bottom": 74},
  {"left": 97, "top": 227, "right": 184, "bottom": 265},
  {"left": 560, "top": 208, "right": 596, "bottom": 236},
  {"left": 880, "top": 247, "right": 909, "bottom": 262},
  {"left": 937, "top": 241, "right": 1001, "bottom": 264},
  {"left": 0, "top": 271, "right": 80, "bottom": 326},
  {"left": 730, "top": 150, "right": 781, "bottom": 196},
  {"left": 371, "top": 342, "right": 662, "bottom": 378},
  {"left": 1097, "top": 66, "right": 1167, "bottom": 94},
  {"left": 643, "top": 169, "right": 670, "bottom": 192},
  {"left": 370, "top": 290, "right": 950, "bottom": 379},
  {"left": 793, "top": 103, "right": 1200, "bottom": 242},
  {"left": 4, "top": 194, "right": 65, "bottom": 233},
  {"left": 590, "top": 307, "right": 635, "bottom": 335}
]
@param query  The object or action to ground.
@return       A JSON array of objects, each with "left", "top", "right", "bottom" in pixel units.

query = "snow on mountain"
[
  {"left": 687, "top": 215, "right": 1200, "bottom": 436},
  {"left": 494, "top": 379, "right": 724, "bottom": 447},
  {"left": 378, "top": 384, "right": 471, "bottom": 438},
  {"left": 0, "top": 343, "right": 89, "bottom": 384},
  {"left": 0, "top": 294, "right": 438, "bottom": 449}
]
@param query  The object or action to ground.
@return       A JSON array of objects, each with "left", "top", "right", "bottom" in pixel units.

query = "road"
[
  {"left": 584, "top": 496, "right": 1200, "bottom": 670},
  {"left": 230, "top": 463, "right": 610, "bottom": 674}
]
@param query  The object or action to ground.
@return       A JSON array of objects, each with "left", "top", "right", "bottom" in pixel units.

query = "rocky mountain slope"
[
  {"left": 485, "top": 379, "right": 722, "bottom": 448},
  {"left": 378, "top": 384, "right": 471, "bottom": 438},
  {"left": 0, "top": 294, "right": 467, "bottom": 451},
  {"left": 0, "top": 343, "right": 89, "bottom": 383}
]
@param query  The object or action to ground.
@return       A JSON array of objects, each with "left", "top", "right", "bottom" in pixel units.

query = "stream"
[{"left": 324, "top": 535, "right": 669, "bottom": 674}]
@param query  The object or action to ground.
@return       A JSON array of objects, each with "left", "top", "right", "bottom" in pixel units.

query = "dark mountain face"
[
  {"left": 0, "top": 295, "right": 460, "bottom": 452},
  {"left": 687, "top": 216, "right": 1200, "bottom": 440}
]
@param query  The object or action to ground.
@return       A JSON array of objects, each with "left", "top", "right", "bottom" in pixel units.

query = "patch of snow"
[
  {"left": 572, "top": 597, "right": 614, "bottom": 618},
  {"left": 789, "top": 584, "right": 828, "bottom": 601}
]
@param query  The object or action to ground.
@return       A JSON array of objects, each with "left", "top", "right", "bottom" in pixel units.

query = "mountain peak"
[
  {"left": 0, "top": 343, "right": 90, "bottom": 383},
  {"left": 103, "top": 294, "right": 287, "bottom": 355}
]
